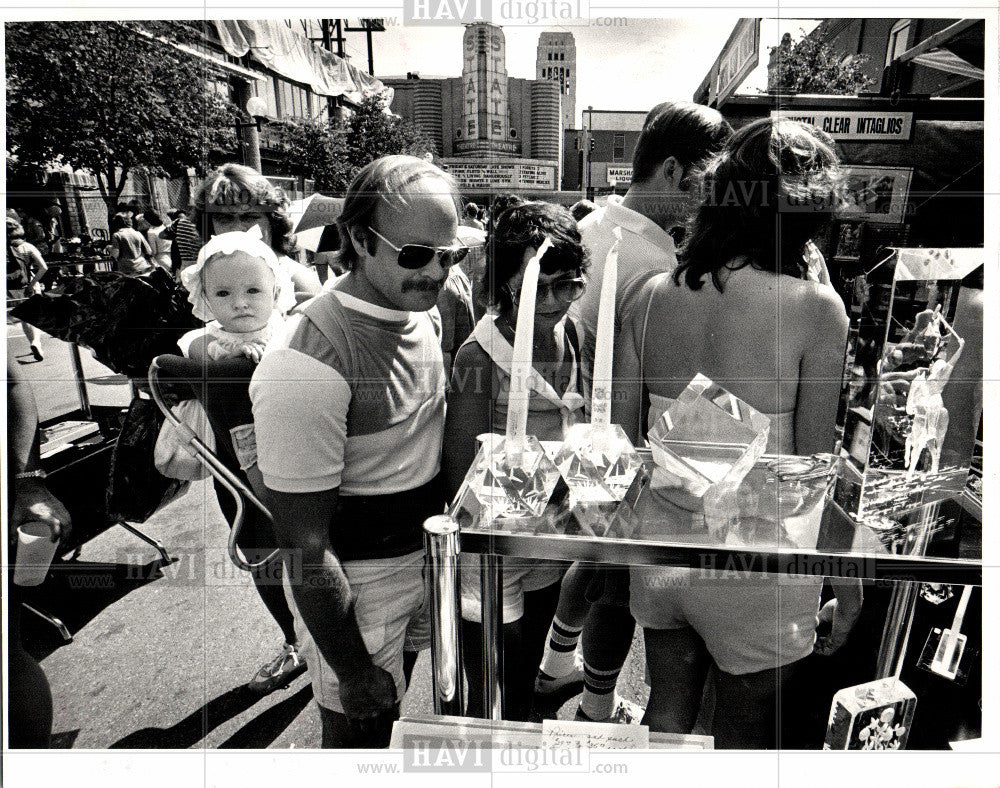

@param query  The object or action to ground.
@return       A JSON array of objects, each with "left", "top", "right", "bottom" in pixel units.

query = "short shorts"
[
  {"left": 460, "top": 554, "right": 567, "bottom": 623},
  {"left": 629, "top": 565, "right": 822, "bottom": 676}
]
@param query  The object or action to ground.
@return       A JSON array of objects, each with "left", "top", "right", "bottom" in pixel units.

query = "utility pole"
[{"left": 344, "top": 18, "right": 385, "bottom": 77}]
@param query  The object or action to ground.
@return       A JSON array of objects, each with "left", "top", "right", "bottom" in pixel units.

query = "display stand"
[{"left": 424, "top": 452, "right": 981, "bottom": 726}]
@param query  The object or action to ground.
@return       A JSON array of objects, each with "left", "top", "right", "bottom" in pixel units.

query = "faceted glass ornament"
[
  {"left": 648, "top": 375, "right": 770, "bottom": 532},
  {"left": 553, "top": 423, "right": 644, "bottom": 537},
  {"left": 449, "top": 433, "right": 563, "bottom": 532}
]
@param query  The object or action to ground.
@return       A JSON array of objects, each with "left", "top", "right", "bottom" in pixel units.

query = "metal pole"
[
  {"left": 234, "top": 81, "right": 263, "bottom": 173},
  {"left": 876, "top": 502, "right": 938, "bottom": 678},
  {"left": 423, "top": 515, "right": 465, "bottom": 716},
  {"left": 69, "top": 343, "right": 92, "bottom": 419},
  {"left": 480, "top": 552, "right": 503, "bottom": 721}
]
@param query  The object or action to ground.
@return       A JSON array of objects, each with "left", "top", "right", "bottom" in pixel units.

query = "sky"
[{"left": 337, "top": 16, "right": 822, "bottom": 126}]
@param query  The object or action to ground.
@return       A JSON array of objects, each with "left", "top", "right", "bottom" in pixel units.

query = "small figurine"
[{"left": 904, "top": 306, "right": 965, "bottom": 479}]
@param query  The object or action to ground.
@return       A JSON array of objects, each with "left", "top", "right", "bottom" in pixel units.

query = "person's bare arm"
[
  {"left": 7, "top": 360, "right": 71, "bottom": 545},
  {"left": 795, "top": 288, "right": 849, "bottom": 455},
  {"left": 266, "top": 486, "right": 396, "bottom": 726},
  {"left": 611, "top": 300, "right": 646, "bottom": 445},
  {"left": 814, "top": 577, "right": 863, "bottom": 655},
  {"left": 442, "top": 342, "right": 493, "bottom": 499},
  {"left": 26, "top": 245, "right": 48, "bottom": 289}
]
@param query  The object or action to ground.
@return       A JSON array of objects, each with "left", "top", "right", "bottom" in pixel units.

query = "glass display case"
[{"left": 835, "top": 247, "right": 983, "bottom": 521}]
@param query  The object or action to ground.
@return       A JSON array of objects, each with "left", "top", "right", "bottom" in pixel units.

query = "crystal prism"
[
  {"left": 553, "top": 423, "right": 643, "bottom": 537},
  {"left": 647, "top": 375, "right": 770, "bottom": 531},
  {"left": 449, "top": 433, "right": 563, "bottom": 532}
]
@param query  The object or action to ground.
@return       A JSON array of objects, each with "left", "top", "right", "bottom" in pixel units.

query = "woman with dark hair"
[
  {"left": 613, "top": 118, "right": 863, "bottom": 748},
  {"left": 442, "top": 201, "right": 589, "bottom": 721},
  {"left": 109, "top": 212, "right": 154, "bottom": 276},
  {"left": 193, "top": 164, "right": 320, "bottom": 304}
]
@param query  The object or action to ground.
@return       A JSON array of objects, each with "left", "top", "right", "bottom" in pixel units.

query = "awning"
[
  {"left": 911, "top": 48, "right": 983, "bottom": 81},
  {"left": 213, "top": 20, "right": 384, "bottom": 100}
]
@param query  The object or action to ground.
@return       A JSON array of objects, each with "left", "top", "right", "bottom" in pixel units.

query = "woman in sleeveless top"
[
  {"left": 613, "top": 118, "right": 862, "bottom": 748},
  {"left": 443, "top": 201, "right": 589, "bottom": 721}
]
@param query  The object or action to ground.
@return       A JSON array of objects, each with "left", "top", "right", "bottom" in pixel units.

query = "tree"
[
  {"left": 6, "top": 21, "right": 239, "bottom": 221},
  {"left": 269, "top": 95, "right": 438, "bottom": 195},
  {"left": 768, "top": 32, "right": 875, "bottom": 95},
  {"left": 269, "top": 118, "right": 350, "bottom": 194},
  {"left": 342, "top": 95, "right": 438, "bottom": 175}
]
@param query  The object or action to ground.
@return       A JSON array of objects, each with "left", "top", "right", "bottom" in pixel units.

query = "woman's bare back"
[{"left": 627, "top": 264, "right": 848, "bottom": 454}]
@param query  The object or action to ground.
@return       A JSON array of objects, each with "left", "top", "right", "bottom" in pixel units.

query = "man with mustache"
[{"left": 251, "top": 155, "right": 466, "bottom": 747}]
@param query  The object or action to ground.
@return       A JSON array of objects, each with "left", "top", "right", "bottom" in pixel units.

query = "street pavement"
[{"left": 7, "top": 324, "right": 649, "bottom": 750}]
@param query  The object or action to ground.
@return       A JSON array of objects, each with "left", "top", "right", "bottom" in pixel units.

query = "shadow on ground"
[{"left": 110, "top": 683, "right": 313, "bottom": 749}]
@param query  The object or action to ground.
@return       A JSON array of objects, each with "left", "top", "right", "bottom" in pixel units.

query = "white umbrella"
[{"left": 287, "top": 194, "right": 345, "bottom": 252}]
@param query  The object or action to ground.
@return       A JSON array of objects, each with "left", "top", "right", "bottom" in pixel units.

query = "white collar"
[
  {"left": 468, "top": 314, "right": 585, "bottom": 413},
  {"left": 602, "top": 195, "right": 677, "bottom": 255},
  {"left": 331, "top": 289, "right": 414, "bottom": 323}
]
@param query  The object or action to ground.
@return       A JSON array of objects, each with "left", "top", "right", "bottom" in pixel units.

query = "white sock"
[
  {"left": 580, "top": 663, "right": 620, "bottom": 720},
  {"left": 538, "top": 616, "right": 582, "bottom": 678}
]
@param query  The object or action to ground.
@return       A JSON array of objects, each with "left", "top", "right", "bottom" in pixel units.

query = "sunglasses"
[
  {"left": 368, "top": 226, "right": 469, "bottom": 270},
  {"left": 507, "top": 275, "right": 587, "bottom": 304}
]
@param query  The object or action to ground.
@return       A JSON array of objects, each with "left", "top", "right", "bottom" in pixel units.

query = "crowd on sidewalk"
[{"left": 8, "top": 98, "right": 866, "bottom": 750}]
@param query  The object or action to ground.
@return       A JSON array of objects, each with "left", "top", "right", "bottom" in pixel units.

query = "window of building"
[
  {"left": 886, "top": 19, "right": 913, "bottom": 67},
  {"left": 547, "top": 52, "right": 552, "bottom": 60},
  {"left": 262, "top": 78, "right": 279, "bottom": 117},
  {"left": 612, "top": 133, "right": 626, "bottom": 163}
]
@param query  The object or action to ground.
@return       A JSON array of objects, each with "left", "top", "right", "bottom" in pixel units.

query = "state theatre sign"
[{"left": 441, "top": 160, "right": 557, "bottom": 191}]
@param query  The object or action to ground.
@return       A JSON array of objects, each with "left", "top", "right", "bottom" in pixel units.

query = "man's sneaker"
[
  {"left": 534, "top": 651, "right": 585, "bottom": 697},
  {"left": 574, "top": 696, "right": 645, "bottom": 725},
  {"left": 246, "top": 643, "right": 307, "bottom": 695}
]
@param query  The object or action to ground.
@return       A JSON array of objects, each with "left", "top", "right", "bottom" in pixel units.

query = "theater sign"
[
  {"left": 770, "top": 110, "right": 915, "bottom": 142},
  {"left": 440, "top": 159, "right": 558, "bottom": 191}
]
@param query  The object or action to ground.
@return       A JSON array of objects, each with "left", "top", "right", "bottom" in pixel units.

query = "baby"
[{"left": 179, "top": 228, "right": 295, "bottom": 362}]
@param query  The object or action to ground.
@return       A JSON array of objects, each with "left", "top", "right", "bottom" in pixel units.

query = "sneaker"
[
  {"left": 246, "top": 643, "right": 307, "bottom": 695},
  {"left": 534, "top": 651, "right": 585, "bottom": 697},
  {"left": 574, "top": 696, "right": 645, "bottom": 725}
]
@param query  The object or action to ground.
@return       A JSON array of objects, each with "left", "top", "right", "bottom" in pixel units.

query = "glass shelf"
[{"left": 454, "top": 447, "right": 981, "bottom": 585}]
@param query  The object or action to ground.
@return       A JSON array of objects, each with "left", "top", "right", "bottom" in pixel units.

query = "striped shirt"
[{"left": 250, "top": 290, "right": 445, "bottom": 496}]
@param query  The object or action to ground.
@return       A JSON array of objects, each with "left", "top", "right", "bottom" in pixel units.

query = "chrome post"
[
  {"left": 423, "top": 515, "right": 465, "bottom": 716},
  {"left": 480, "top": 552, "right": 504, "bottom": 721}
]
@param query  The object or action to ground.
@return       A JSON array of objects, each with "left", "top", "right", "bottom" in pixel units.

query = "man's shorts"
[
  {"left": 460, "top": 554, "right": 566, "bottom": 623},
  {"left": 283, "top": 549, "right": 430, "bottom": 715}
]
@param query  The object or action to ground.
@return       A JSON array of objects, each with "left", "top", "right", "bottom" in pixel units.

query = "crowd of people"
[{"left": 8, "top": 98, "right": 867, "bottom": 750}]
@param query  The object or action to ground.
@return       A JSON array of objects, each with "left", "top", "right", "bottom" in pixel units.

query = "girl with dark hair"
[
  {"left": 613, "top": 118, "right": 862, "bottom": 748},
  {"left": 442, "top": 201, "right": 589, "bottom": 721}
]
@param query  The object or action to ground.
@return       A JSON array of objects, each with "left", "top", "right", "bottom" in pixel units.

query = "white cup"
[{"left": 13, "top": 521, "right": 59, "bottom": 586}]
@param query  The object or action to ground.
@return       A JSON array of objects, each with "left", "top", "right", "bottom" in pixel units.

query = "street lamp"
[{"left": 233, "top": 96, "right": 269, "bottom": 172}]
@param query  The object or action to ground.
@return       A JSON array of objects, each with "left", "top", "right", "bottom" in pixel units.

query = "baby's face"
[{"left": 202, "top": 251, "right": 277, "bottom": 333}]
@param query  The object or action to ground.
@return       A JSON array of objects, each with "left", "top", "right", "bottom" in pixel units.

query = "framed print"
[
  {"left": 840, "top": 165, "right": 913, "bottom": 225},
  {"left": 833, "top": 221, "right": 864, "bottom": 262}
]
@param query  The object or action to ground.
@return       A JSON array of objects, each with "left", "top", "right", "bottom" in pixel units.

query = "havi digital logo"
[
  {"left": 402, "top": 734, "right": 492, "bottom": 772},
  {"left": 405, "top": 0, "right": 491, "bottom": 25}
]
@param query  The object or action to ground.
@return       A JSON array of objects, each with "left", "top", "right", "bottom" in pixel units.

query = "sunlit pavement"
[{"left": 8, "top": 323, "right": 648, "bottom": 749}]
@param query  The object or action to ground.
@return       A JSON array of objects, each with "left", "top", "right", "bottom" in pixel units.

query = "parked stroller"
[{"left": 148, "top": 354, "right": 307, "bottom": 694}]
